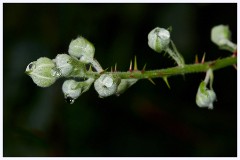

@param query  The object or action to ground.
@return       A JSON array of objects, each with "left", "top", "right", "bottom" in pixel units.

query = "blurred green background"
[{"left": 3, "top": 3, "right": 237, "bottom": 157}]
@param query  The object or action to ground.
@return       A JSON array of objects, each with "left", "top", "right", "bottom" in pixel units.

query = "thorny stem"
[{"left": 84, "top": 56, "right": 237, "bottom": 80}]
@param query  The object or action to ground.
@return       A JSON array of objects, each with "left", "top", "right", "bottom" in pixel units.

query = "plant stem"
[
  {"left": 85, "top": 56, "right": 237, "bottom": 79},
  {"left": 166, "top": 41, "right": 185, "bottom": 67}
]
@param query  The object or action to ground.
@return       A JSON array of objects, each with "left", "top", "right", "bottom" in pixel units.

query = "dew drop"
[
  {"left": 65, "top": 96, "right": 75, "bottom": 104},
  {"left": 27, "top": 62, "right": 36, "bottom": 71},
  {"left": 51, "top": 68, "right": 62, "bottom": 77},
  {"left": 102, "top": 76, "right": 113, "bottom": 88}
]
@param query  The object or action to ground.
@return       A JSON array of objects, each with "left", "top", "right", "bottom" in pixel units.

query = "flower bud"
[
  {"left": 211, "top": 25, "right": 231, "bottom": 46},
  {"left": 148, "top": 27, "right": 170, "bottom": 53},
  {"left": 62, "top": 80, "right": 81, "bottom": 104},
  {"left": 116, "top": 79, "right": 138, "bottom": 96},
  {"left": 25, "top": 57, "right": 58, "bottom": 87},
  {"left": 53, "top": 54, "right": 73, "bottom": 76},
  {"left": 94, "top": 74, "right": 120, "bottom": 98},
  {"left": 62, "top": 78, "right": 94, "bottom": 104},
  {"left": 211, "top": 25, "right": 236, "bottom": 52},
  {"left": 196, "top": 81, "right": 216, "bottom": 109},
  {"left": 68, "top": 36, "right": 95, "bottom": 63}
]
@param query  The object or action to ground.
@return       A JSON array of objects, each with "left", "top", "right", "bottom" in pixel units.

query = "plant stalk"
[{"left": 84, "top": 56, "right": 236, "bottom": 79}]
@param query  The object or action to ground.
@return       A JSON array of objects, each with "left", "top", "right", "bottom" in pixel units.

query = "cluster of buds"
[
  {"left": 26, "top": 36, "right": 138, "bottom": 103},
  {"left": 25, "top": 25, "right": 234, "bottom": 107},
  {"left": 25, "top": 37, "right": 100, "bottom": 103}
]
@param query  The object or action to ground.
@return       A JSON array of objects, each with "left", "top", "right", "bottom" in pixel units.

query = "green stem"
[
  {"left": 85, "top": 56, "right": 236, "bottom": 79},
  {"left": 166, "top": 41, "right": 185, "bottom": 67}
]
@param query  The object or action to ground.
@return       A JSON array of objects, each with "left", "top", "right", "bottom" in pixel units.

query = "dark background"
[{"left": 3, "top": 3, "right": 237, "bottom": 157}]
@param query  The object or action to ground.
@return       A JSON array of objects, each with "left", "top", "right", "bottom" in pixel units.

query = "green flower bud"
[
  {"left": 62, "top": 78, "right": 94, "bottom": 104},
  {"left": 211, "top": 25, "right": 231, "bottom": 46},
  {"left": 94, "top": 74, "right": 120, "bottom": 98},
  {"left": 196, "top": 81, "right": 216, "bottom": 110},
  {"left": 25, "top": 57, "right": 58, "bottom": 87},
  {"left": 211, "top": 25, "right": 236, "bottom": 52},
  {"left": 68, "top": 36, "right": 95, "bottom": 63},
  {"left": 148, "top": 27, "right": 170, "bottom": 53},
  {"left": 53, "top": 54, "right": 73, "bottom": 76},
  {"left": 116, "top": 79, "right": 138, "bottom": 96},
  {"left": 62, "top": 79, "right": 81, "bottom": 104}
]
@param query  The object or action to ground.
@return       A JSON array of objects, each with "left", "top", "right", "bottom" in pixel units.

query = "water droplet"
[
  {"left": 27, "top": 62, "right": 36, "bottom": 71},
  {"left": 65, "top": 96, "right": 75, "bottom": 104},
  {"left": 102, "top": 76, "right": 113, "bottom": 88},
  {"left": 51, "top": 68, "right": 62, "bottom": 77}
]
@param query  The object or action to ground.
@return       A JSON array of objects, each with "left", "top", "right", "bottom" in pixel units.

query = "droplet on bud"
[
  {"left": 25, "top": 57, "right": 58, "bottom": 87},
  {"left": 62, "top": 80, "right": 82, "bottom": 101},
  {"left": 94, "top": 74, "right": 120, "bottom": 98},
  {"left": 26, "top": 62, "right": 36, "bottom": 71},
  {"left": 51, "top": 67, "right": 62, "bottom": 78},
  {"left": 65, "top": 96, "right": 75, "bottom": 104},
  {"left": 102, "top": 76, "right": 113, "bottom": 88},
  {"left": 54, "top": 54, "right": 74, "bottom": 76}
]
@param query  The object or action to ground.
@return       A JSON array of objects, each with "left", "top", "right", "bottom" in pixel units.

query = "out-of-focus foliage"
[{"left": 3, "top": 3, "right": 236, "bottom": 156}]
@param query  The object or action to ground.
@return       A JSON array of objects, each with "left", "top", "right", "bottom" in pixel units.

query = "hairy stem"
[
  {"left": 84, "top": 56, "right": 236, "bottom": 79},
  {"left": 166, "top": 41, "right": 185, "bottom": 67}
]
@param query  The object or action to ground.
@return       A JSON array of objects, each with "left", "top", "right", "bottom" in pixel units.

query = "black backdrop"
[{"left": 3, "top": 3, "right": 237, "bottom": 157}]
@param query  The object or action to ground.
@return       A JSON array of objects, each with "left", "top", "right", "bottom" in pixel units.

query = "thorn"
[
  {"left": 114, "top": 63, "right": 117, "bottom": 72},
  {"left": 163, "top": 77, "right": 171, "bottom": 89},
  {"left": 88, "top": 65, "right": 92, "bottom": 72},
  {"left": 142, "top": 63, "right": 147, "bottom": 72},
  {"left": 99, "top": 67, "right": 108, "bottom": 74},
  {"left": 201, "top": 52, "right": 206, "bottom": 64},
  {"left": 148, "top": 78, "right": 156, "bottom": 85},
  {"left": 134, "top": 56, "right": 138, "bottom": 71},
  {"left": 195, "top": 54, "right": 199, "bottom": 64},
  {"left": 129, "top": 60, "right": 133, "bottom": 71}
]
